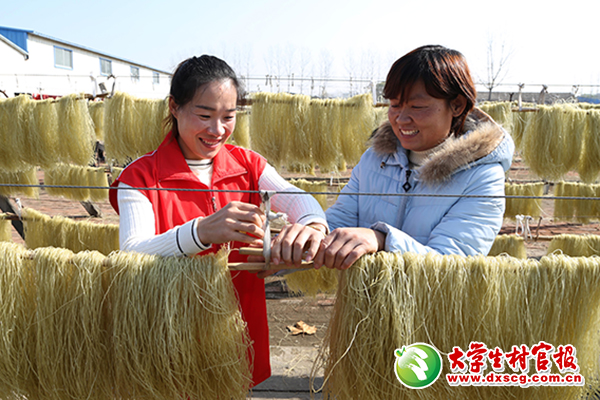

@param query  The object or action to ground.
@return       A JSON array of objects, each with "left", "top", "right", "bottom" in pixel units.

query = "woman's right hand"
[
  {"left": 195, "top": 201, "right": 266, "bottom": 246},
  {"left": 313, "top": 227, "right": 385, "bottom": 270}
]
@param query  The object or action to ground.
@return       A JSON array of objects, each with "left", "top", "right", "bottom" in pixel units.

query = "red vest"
[{"left": 110, "top": 132, "right": 271, "bottom": 386}]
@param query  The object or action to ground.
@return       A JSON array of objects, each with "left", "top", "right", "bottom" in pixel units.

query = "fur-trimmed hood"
[{"left": 369, "top": 107, "right": 514, "bottom": 184}]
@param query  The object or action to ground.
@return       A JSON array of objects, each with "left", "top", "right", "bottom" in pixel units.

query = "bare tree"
[
  {"left": 482, "top": 36, "right": 513, "bottom": 101},
  {"left": 318, "top": 49, "right": 333, "bottom": 98},
  {"left": 298, "top": 47, "right": 312, "bottom": 94}
]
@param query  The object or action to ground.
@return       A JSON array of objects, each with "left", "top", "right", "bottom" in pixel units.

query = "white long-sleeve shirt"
[{"left": 117, "top": 163, "right": 327, "bottom": 257}]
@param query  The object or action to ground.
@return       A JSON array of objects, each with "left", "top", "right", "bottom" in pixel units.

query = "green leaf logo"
[{"left": 393, "top": 343, "right": 442, "bottom": 389}]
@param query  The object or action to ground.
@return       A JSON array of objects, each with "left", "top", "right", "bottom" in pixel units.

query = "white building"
[{"left": 0, "top": 26, "right": 171, "bottom": 99}]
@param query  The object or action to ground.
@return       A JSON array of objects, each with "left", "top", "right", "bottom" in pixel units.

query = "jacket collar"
[
  {"left": 370, "top": 107, "right": 511, "bottom": 184},
  {"left": 156, "top": 132, "right": 247, "bottom": 184}
]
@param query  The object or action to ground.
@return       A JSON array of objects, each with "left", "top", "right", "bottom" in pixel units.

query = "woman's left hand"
[
  {"left": 270, "top": 223, "right": 327, "bottom": 266},
  {"left": 252, "top": 223, "right": 327, "bottom": 279},
  {"left": 313, "top": 227, "right": 385, "bottom": 270}
]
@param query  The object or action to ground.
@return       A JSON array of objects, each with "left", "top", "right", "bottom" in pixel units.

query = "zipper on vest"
[
  {"left": 402, "top": 169, "right": 412, "bottom": 192},
  {"left": 211, "top": 196, "right": 217, "bottom": 212}
]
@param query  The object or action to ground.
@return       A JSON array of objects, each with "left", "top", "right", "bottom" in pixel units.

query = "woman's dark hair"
[
  {"left": 383, "top": 45, "right": 476, "bottom": 136},
  {"left": 164, "top": 55, "right": 244, "bottom": 137}
]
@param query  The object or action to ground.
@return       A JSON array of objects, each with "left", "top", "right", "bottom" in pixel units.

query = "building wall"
[{"left": 0, "top": 33, "right": 170, "bottom": 99}]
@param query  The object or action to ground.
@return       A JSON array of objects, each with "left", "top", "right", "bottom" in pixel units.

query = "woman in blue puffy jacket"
[{"left": 315, "top": 45, "right": 514, "bottom": 270}]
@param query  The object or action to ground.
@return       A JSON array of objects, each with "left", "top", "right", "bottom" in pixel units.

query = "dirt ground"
[{"left": 5, "top": 150, "right": 599, "bottom": 347}]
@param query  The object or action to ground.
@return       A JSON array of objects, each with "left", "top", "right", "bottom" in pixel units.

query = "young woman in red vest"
[{"left": 109, "top": 55, "right": 328, "bottom": 386}]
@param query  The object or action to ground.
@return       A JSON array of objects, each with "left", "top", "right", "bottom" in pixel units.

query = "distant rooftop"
[{"left": 0, "top": 25, "right": 171, "bottom": 75}]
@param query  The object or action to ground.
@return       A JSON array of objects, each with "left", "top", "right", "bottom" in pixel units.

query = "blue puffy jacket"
[{"left": 326, "top": 108, "right": 515, "bottom": 256}]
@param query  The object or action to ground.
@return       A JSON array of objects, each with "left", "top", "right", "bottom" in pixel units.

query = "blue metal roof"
[
  {"left": 0, "top": 25, "right": 171, "bottom": 75},
  {"left": 0, "top": 26, "right": 32, "bottom": 52}
]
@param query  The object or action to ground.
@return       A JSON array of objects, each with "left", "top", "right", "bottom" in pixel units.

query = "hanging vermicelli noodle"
[
  {"left": 230, "top": 109, "right": 250, "bottom": 148},
  {"left": 56, "top": 94, "right": 95, "bottom": 166},
  {"left": 478, "top": 102, "right": 513, "bottom": 133},
  {"left": 0, "top": 168, "right": 39, "bottom": 198},
  {"left": 575, "top": 183, "right": 596, "bottom": 223},
  {"left": 0, "top": 95, "right": 31, "bottom": 172},
  {"left": 107, "top": 250, "right": 251, "bottom": 400},
  {"left": 487, "top": 234, "right": 527, "bottom": 258},
  {"left": 286, "top": 94, "right": 313, "bottom": 170},
  {"left": 310, "top": 98, "right": 343, "bottom": 172},
  {"left": 563, "top": 105, "right": 586, "bottom": 172},
  {"left": 504, "top": 182, "right": 544, "bottom": 219},
  {"left": 23, "top": 208, "right": 119, "bottom": 255},
  {"left": 30, "top": 99, "right": 60, "bottom": 169},
  {"left": 339, "top": 93, "right": 375, "bottom": 166},
  {"left": 0, "top": 242, "right": 36, "bottom": 399},
  {"left": 32, "top": 247, "right": 109, "bottom": 400},
  {"left": 44, "top": 164, "right": 108, "bottom": 201},
  {"left": 289, "top": 179, "right": 328, "bottom": 210},
  {"left": 138, "top": 97, "right": 169, "bottom": 153},
  {"left": 44, "top": 164, "right": 90, "bottom": 201},
  {"left": 547, "top": 234, "right": 600, "bottom": 257},
  {"left": 0, "top": 242, "right": 252, "bottom": 399},
  {"left": 111, "top": 167, "right": 123, "bottom": 182},
  {"left": 0, "top": 217, "right": 11, "bottom": 242},
  {"left": 578, "top": 110, "right": 600, "bottom": 183},
  {"left": 554, "top": 182, "right": 579, "bottom": 222},
  {"left": 89, "top": 167, "right": 109, "bottom": 202},
  {"left": 522, "top": 105, "right": 566, "bottom": 180},
  {"left": 249, "top": 92, "right": 294, "bottom": 169},
  {"left": 88, "top": 100, "right": 105, "bottom": 141},
  {"left": 284, "top": 267, "right": 338, "bottom": 297},
  {"left": 510, "top": 108, "right": 532, "bottom": 150},
  {"left": 317, "top": 251, "right": 600, "bottom": 400}
]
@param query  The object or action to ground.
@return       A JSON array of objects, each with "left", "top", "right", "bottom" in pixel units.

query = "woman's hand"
[
  {"left": 270, "top": 223, "right": 327, "bottom": 267},
  {"left": 314, "top": 227, "right": 385, "bottom": 270},
  {"left": 253, "top": 223, "right": 327, "bottom": 279},
  {"left": 196, "top": 201, "right": 266, "bottom": 246}
]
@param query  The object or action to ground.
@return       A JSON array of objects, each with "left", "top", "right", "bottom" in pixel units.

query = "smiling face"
[
  {"left": 388, "top": 80, "right": 465, "bottom": 152},
  {"left": 169, "top": 79, "right": 237, "bottom": 160}
]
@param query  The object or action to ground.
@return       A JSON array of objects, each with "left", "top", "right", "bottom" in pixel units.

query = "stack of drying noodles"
[
  {"left": 0, "top": 168, "right": 39, "bottom": 198},
  {"left": 56, "top": 94, "right": 97, "bottom": 166},
  {"left": 230, "top": 109, "right": 250, "bottom": 148},
  {"left": 0, "top": 95, "right": 96, "bottom": 172},
  {"left": 24, "top": 208, "right": 118, "bottom": 256},
  {"left": 521, "top": 105, "right": 567, "bottom": 180},
  {"left": 487, "top": 234, "right": 527, "bottom": 258},
  {"left": 249, "top": 92, "right": 374, "bottom": 172},
  {"left": 249, "top": 92, "right": 311, "bottom": 170},
  {"left": 478, "top": 102, "right": 513, "bottom": 133},
  {"left": 110, "top": 167, "right": 124, "bottom": 183},
  {"left": 579, "top": 109, "right": 600, "bottom": 183},
  {"left": 510, "top": 106, "right": 533, "bottom": 150},
  {"left": 103, "top": 92, "right": 169, "bottom": 164},
  {"left": 519, "top": 104, "right": 599, "bottom": 181},
  {"left": 318, "top": 251, "right": 600, "bottom": 400},
  {"left": 339, "top": 93, "right": 376, "bottom": 167},
  {"left": 503, "top": 182, "right": 544, "bottom": 219},
  {"left": 553, "top": 181, "right": 600, "bottom": 223},
  {"left": 0, "top": 215, "right": 11, "bottom": 242},
  {"left": 0, "top": 242, "right": 251, "bottom": 400},
  {"left": 289, "top": 178, "right": 329, "bottom": 210},
  {"left": 44, "top": 164, "right": 109, "bottom": 202},
  {"left": 88, "top": 100, "right": 105, "bottom": 141},
  {"left": 547, "top": 234, "right": 600, "bottom": 257}
]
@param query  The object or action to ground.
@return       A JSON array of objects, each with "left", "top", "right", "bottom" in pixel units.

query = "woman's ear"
[
  {"left": 168, "top": 96, "right": 179, "bottom": 118},
  {"left": 450, "top": 95, "right": 467, "bottom": 117}
]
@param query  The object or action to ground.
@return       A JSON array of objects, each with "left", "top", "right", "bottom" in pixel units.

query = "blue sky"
[{"left": 3, "top": 0, "right": 600, "bottom": 94}]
